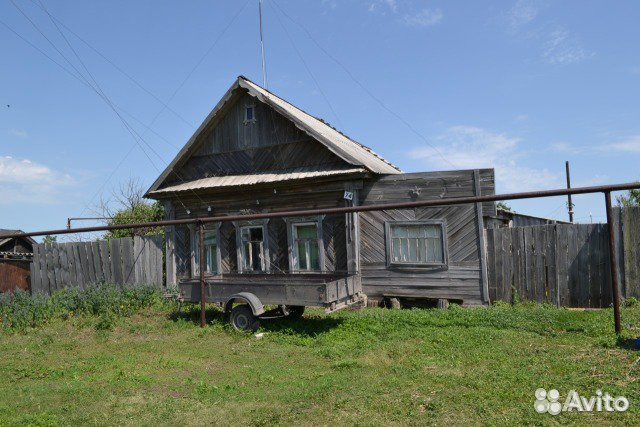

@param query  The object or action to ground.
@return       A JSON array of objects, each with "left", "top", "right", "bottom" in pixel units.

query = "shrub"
[{"left": 0, "top": 284, "right": 163, "bottom": 332}]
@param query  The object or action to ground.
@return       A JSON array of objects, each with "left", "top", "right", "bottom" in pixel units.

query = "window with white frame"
[
  {"left": 239, "top": 225, "right": 266, "bottom": 272},
  {"left": 292, "top": 222, "right": 320, "bottom": 271},
  {"left": 191, "top": 226, "right": 219, "bottom": 275},
  {"left": 287, "top": 217, "right": 324, "bottom": 272},
  {"left": 386, "top": 221, "right": 447, "bottom": 267}
]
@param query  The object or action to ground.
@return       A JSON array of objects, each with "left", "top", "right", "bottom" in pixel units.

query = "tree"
[
  {"left": 616, "top": 189, "right": 640, "bottom": 207},
  {"left": 97, "top": 178, "right": 165, "bottom": 239},
  {"left": 496, "top": 201, "right": 513, "bottom": 212},
  {"left": 42, "top": 235, "right": 57, "bottom": 245}
]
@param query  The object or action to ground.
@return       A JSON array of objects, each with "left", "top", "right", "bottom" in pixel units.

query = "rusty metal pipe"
[
  {"left": 3, "top": 181, "right": 640, "bottom": 239},
  {"left": 604, "top": 191, "right": 622, "bottom": 334},
  {"left": 198, "top": 221, "right": 206, "bottom": 328}
]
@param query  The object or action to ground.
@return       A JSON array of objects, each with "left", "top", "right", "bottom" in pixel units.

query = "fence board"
[
  {"left": 29, "top": 235, "right": 164, "bottom": 295},
  {"left": 489, "top": 221, "right": 624, "bottom": 308},
  {"left": 122, "top": 238, "right": 135, "bottom": 285},
  {"left": 110, "top": 239, "right": 123, "bottom": 285}
]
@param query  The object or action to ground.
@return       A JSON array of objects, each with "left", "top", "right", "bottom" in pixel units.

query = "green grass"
[{"left": 1, "top": 296, "right": 640, "bottom": 426}]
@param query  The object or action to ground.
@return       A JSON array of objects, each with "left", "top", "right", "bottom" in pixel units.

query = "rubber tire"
[
  {"left": 229, "top": 305, "right": 260, "bottom": 332},
  {"left": 286, "top": 305, "right": 305, "bottom": 320}
]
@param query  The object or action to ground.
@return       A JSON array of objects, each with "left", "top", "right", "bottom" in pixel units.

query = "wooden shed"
[
  {"left": 145, "top": 76, "right": 495, "bottom": 306},
  {"left": 0, "top": 229, "right": 35, "bottom": 293}
]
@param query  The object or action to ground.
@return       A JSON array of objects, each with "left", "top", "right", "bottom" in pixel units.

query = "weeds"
[{"left": 0, "top": 284, "right": 164, "bottom": 332}]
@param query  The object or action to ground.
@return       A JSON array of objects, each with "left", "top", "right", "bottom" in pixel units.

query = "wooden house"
[{"left": 145, "top": 76, "right": 496, "bottom": 306}]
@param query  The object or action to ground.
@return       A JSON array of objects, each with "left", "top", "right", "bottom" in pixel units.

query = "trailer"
[{"left": 179, "top": 273, "right": 364, "bottom": 331}]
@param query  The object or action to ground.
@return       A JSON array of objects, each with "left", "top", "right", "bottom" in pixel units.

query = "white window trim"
[
  {"left": 190, "top": 223, "right": 222, "bottom": 277},
  {"left": 384, "top": 220, "right": 448, "bottom": 269},
  {"left": 243, "top": 103, "right": 256, "bottom": 124},
  {"left": 285, "top": 216, "right": 325, "bottom": 273},
  {"left": 234, "top": 219, "right": 270, "bottom": 273}
]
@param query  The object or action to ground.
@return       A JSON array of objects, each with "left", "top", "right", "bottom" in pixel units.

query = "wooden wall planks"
[
  {"left": 487, "top": 224, "right": 612, "bottom": 307},
  {"left": 29, "top": 236, "right": 164, "bottom": 295}
]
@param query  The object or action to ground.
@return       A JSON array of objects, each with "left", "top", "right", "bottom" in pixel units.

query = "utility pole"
[
  {"left": 258, "top": 0, "right": 268, "bottom": 88},
  {"left": 565, "top": 161, "right": 574, "bottom": 223}
]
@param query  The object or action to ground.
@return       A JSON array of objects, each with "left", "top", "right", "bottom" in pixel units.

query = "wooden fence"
[
  {"left": 30, "top": 235, "right": 163, "bottom": 295},
  {"left": 486, "top": 207, "right": 640, "bottom": 307}
]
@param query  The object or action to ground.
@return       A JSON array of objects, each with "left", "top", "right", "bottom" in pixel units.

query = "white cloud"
[
  {"left": 409, "top": 125, "right": 562, "bottom": 192},
  {"left": 0, "top": 156, "right": 75, "bottom": 204},
  {"left": 8, "top": 129, "right": 28, "bottom": 138},
  {"left": 608, "top": 135, "right": 640, "bottom": 153},
  {"left": 368, "top": 0, "right": 398, "bottom": 13},
  {"left": 542, "top": 27, "right": 594, "bottom": 65},
  {"left": 403, "top": 8, "right": 443, "bottom": 27},
  {"left": 504, "top": 1, "right": 594, "bottom": 66},
  {"left": 507, "top": 0, "right": 538, "bottom": 31},
  {"left": 514, "top": 114, "right": 529, "bottom": 122},
  {"left": 552, "top": 135, "right": 640, "bottom": 155}
]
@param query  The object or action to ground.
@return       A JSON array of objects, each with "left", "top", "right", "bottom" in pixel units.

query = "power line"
[
  {"left": 269, "top": 0, "right": 343, "bottom": 129},
  {"left": 271, "top": 0, "right": 456, "bottom": 169},
  {"left": 142, "top": 0, "right": 251, "bottom": 136},
  {"left": 7, "top": 0, "right": 196, "bottom": 212},
  {"left": 27, "top": 0, "right": 194, "bottom": 128}
]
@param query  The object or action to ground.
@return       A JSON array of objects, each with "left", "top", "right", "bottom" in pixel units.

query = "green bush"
[{"left": 0, "top": 284, "right": 163, "bottom": 332}]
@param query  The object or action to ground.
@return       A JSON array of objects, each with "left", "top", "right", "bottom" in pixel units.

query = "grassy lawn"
[{"left": 1, "top": 300, "right": 639, "bottom": 426}]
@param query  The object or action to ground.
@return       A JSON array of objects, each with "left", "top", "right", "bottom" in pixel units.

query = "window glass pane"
[
  {"left": 432, "top": 237, "right": 443, "bottom": 262},
  {"left": 297, "top": 241, "right": 307, "bottom": 270},
  {"left": 407, "top": 226, "right": 423, "bottom": 238},
  {"left": 389, "top": 223, "right": 445, "bottom": 265},
  {"left": 206, "top": 245, "right": 217, "bottom": 273},
  {"left": 204, "top": 231, "right": 216, "bottom": 245},
  {"left": 246, "top": 107, "right": 254, "bottom": 120},
  {"left": 243, "top": 242, "right": 251, "bottom": 269},
  {"left": 391, "top": 225, "right": 407, "bottom": 238},
  {"left": 250, "top": 226, "right": 263, "bottom": 241},
  {"left": 392, "top": 238, "right": 401, "bottom": 262},
  {"left": 408, "top": 238, "right": 418, "bottom": 261},
  {"left": 295, "top": 224, "right": 316, "bottom": 239},
  {"left": 309, "top": 241, "right": 320, "bottom": 270},
  {"left": 251, "top": 243, "right": 262, "bottom": 270}
]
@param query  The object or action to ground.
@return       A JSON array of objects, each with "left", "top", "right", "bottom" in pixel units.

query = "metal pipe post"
[
  {"left": 565, "top": 161, "right": 574, "bottom": 223},
  {"left": 604, "top": 191, "right": 622, "bottom": 334},
  {"left": 198, "top": 221, "right": 206, "bottom": 328}
]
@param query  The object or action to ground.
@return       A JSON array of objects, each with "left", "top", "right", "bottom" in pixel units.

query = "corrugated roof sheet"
[
  {"left": 148, "top": 166, "right": 367, "bottom": 195},
  {"left": 239, "top": 77, "right": 402, "bottom": 175}
]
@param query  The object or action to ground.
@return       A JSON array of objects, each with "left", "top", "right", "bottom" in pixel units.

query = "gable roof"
[
  {"left": 145, "top": 76, "right": 401, "bottom": 196},
  {"left": 0, "top": 229, "right": 36, "bottom": 248}
]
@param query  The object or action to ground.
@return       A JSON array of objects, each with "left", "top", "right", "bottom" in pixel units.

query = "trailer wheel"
[
  {"left": 229, "top": 305, "right": 260, "bottom": 332},
  {"left": 286, "top": 305, "right": 305, "bottom": 320}
]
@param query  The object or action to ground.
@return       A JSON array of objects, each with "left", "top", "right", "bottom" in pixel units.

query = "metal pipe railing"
[
  {"left": 3, "top": 181, "right": 640, "bottom": 239},
  {"left": 4, "top": 180, "right": 640, "bottom": 334}
]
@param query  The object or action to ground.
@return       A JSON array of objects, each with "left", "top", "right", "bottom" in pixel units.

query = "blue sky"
[{"left": 2, "top": 0, "right": 639, "bottom": 236}]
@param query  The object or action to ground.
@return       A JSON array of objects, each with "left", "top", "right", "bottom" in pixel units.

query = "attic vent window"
[{"left": 244, "top": 105, "right": 256, "bottom": 124}]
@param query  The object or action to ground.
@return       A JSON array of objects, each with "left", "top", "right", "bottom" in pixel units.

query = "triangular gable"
[{"left": 145, "top": 76, "right": 401, "bottom": 196}]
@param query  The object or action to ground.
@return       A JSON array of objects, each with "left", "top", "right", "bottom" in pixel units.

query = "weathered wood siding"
[
  {"left": 487, "top": 208, "right": 640, "bottom": 307},
  {"left": 164, "top": 91, "right": 351, "bottom": 185},
  {"left": 487, "top": 224, "right": 611, "bottom": 307},
  {"left": 168, "top": 179, "right": 359, "bottom": 280},
  {"left": 30, "top": 236, "right": 164, "bottom": 295},
  {"left": 358, "top": 169, "right": 495, "bottom": 305}
]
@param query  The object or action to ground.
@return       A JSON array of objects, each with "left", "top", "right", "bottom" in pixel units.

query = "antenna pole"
[{"left": 259, "top": 0, "right": 268, "bottom": 87}]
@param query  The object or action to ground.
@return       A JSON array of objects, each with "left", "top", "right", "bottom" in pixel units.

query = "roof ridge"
[{"left": 239, "top": 76, "right": 401, "bottom": 173}]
